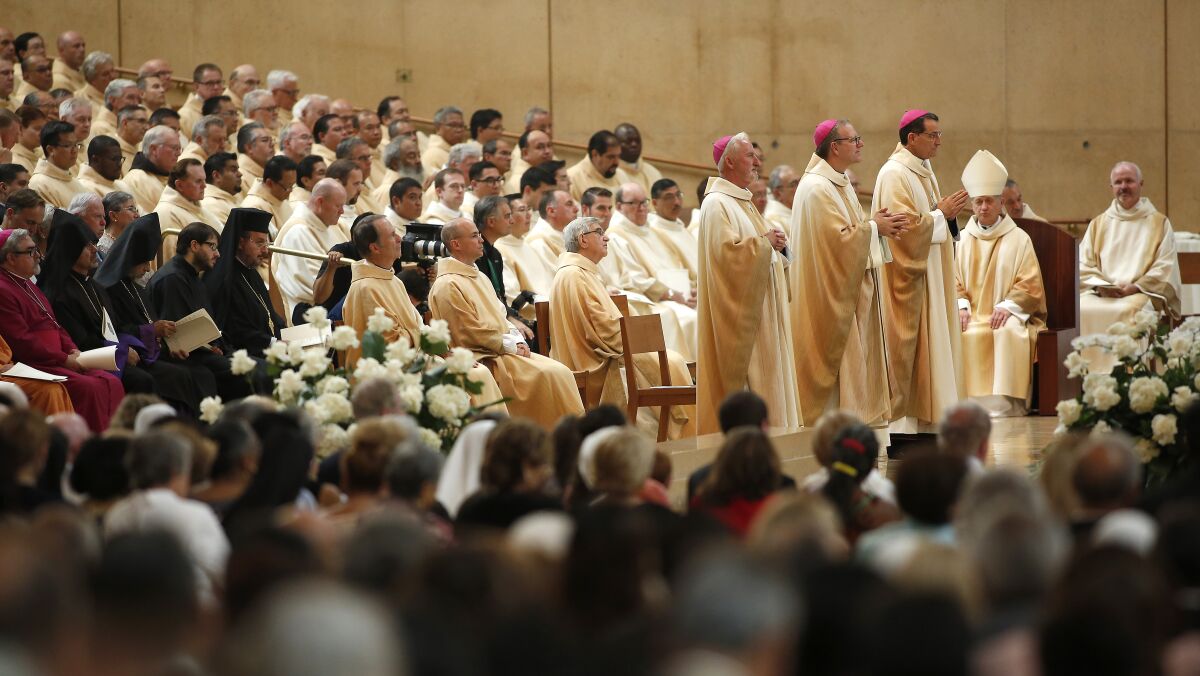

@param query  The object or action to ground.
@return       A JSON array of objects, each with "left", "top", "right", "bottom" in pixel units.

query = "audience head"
[
  {"left": 0, "top": 163, "right": 29, "bottom": 201},
  {"left": 295, "top": 155, "right": 326, "bottom": 193},
  {"left": 482, "top": 138, "right": 513, "bottom": 173},
  {"left": 767, "top": 164, "right": 800, "bottom": 206},
  {"left": 344, "top": 417, "right": 411, "bottom": 495},
  {"left": 294, "top": 94, "right": 330, "bottom": 130},
  {"left": 895, "top": 448, "right": 968, "bottom": 526},
  {"left": 1072, "top": 434, "right": 1141, "bottom": 515},
  {"left": 191, "top": 62, "right": 224, "bottom": 101},
  {"left": 354, "top": 110, "right": 382, "bottom": 148},
  {"left": 697, "top": 427, "right": 783, "bottom": 507},
  {"left": 938, "top": 401, "right": 991, "bottom": 463},
  {"left": 205, "top": 151, "right": 241, "bottom": 195},
  {"left": 481, "top": 418, "right": 553, "bottom": 494},
  {"left": 56, "top": 31, "right": 86, "bottom": 69},
  {"left": 539, "top": 188, "right": 577, "bottom": 229},
  {"left": 384, "top": 438, "right": 444, "bottom": 509},
  {"left": 167, "top": 158, "right": 206, "bottom": 203},
  {"left": 524, "top": 106, "right": 553, "bottom": 136},
  {"left": 176, "top": 221, "right": 220, "bottom": 271},
  {"left": 102, "top": 77, "right": 138, "bottom": 112},
  {"left": 238, "top": 122, "right": 274, "bottom": 166},
  {"left": 126, "top": 431, "right": 191, "bottom": 494},
  {"left": 820, "top": 422, "right": 882, "bottom": 526},
  {"left": 116, "top": 104, "right": 149, "bottom": 145},
  {"left": 142, "top": 125, "right": 182, "bottom": 173},
  {"left": 468, "top": 160, "right": 502, "bottom": 197},
  {"left": 262, "top": 155, "right": 297, "bottom": 199},
  {"left": 81, "top": 51, "right": 116, "bottom": 92},
  {"left": 325, "top": 159, "right": 363, "bottom": 204},
  {"left": 266, "top": 69, "right": 299, "bottom": 111},
  {"left": 474, "top": 194, "right": 511, "bottom": 239},
  {"left": 1001, "top": 178, "right": 1027, "bottom": 217},
  {"left": 718, "top": 390, "right": 769, "bottom": 433},
  {"left": 469, "top": 108, "right": 503, "bottom": 143},
  {"left": 388, "top": 176, "right": 423, "bottom": 221},
  {"left": 440, "top": 217, "right": 482, "bottom": 263},
  {"left": 67, "top": 192, "right": 105, "bottom": 236},
  {"left": 562, "top": 215, "right": 606, "bottom": 261},
  {"left": 190, "top": 114, "right": 226, "bottom": 156},
  {"left": 136, "top": 74, "right": 167, "bottom": 111},
  {"left": 279, "top": 121, "right": 314, "bottom": 163},
  {"left": 39, "top": 119, "right": 77, "bottom": 168},
  {"left": 336, "top": 137, "right": 372, "bottom": 181},
  {"left": 148, "top": 107, "right": 180, "bottom": 131},
  {"left": 376, "top": 96, "right": 409, "bottom": 126},
  {"left": 351, "top": 213, "right": 397, "bottom": 265},
  {"left": 580, "top": 186, "right": 613, "bottom": 226},
  {"left": 433, "top": 167, "right": 466, "bottom": 210},
  {"left": 243, "top": 89, "right": 278, "bottom": 129},
  {"left": 519, "top": 129, "right": 553, "bottom": 165},
  {"left": 313, "top": 113, "right": 346, "bottom": 150},
  {"left": 308, "top": 178, "right": 347, "bottom": 225}
]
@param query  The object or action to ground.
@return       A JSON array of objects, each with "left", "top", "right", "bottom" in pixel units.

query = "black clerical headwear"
[
  {"left": 39, "top": 209, "right": 97, "bottom": 300},
  {"left": 204, "top": 207, "right": 273, "bottom": 296}
]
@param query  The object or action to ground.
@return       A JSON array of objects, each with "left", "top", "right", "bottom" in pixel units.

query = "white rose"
[
  {"left": 366, "top": 308, "right": 396, "bottom": 335},
  {"left": 422, "top": 319, "right": 452, "bottom": 346},
  {"left": 264, "top": 340, "right": 292, "bottom": 365},
  {"left": 230, "top": 349, "right": 257, "bottom": 375},
  {"left": 444, "top": 347, "right": 475, "bottom": 375},
  {"left": 1110, "top": 335, "right": 1140, "bottom": 361},
  {"left": 1090, "top": 387, "right": 1121, "bottom": 412},
  {"left": 418, "top": 427, "right": 442, "bottom": 450},
  {"left": 299, "top": 350, "right": 331, "bottom": 378},
  {"left": 385, "top": 359, "right": 411, "bottom": 385},
  {"left": 386, "top": 337, "right": 417, "bottom": 365},
  {"left": 1064, "top": 351, "right": 1090, "bottom": 378},
  {"left": 399, "top": 384, "right": 424, "bottom": 413},
  {"left": 1071, "top": 335, "right": 1101, "bottom": 351},
  {"left": 1152, "top": 413, "right": 1178, "bottom": 447},
  {"left": 1133, "top": 309, "right": 1159, "bottom": 334},
  {"left": 1171, "top": 386, "right": 1199, "bottom": 413},
  {"left": 317, "top": 423, "right": 349, "bottom": 458},
  {"left": 1168, "top": 334, "right": 1192, "bottom": 359},
  {"left": 1134, "top": 438, "right": 1161, "bottom": 463},
  {"left": 1128, "top": 376, "right": 1168, "bottom": 414},
  {"left": 317, "top": 392, "right": 354, "bottom": 424},
  {"left": 1107, "top": 322, "right": 1133, "bottom": 336},
  {"left": 303, "top": 305, "right": 331, "bottom": 331},
  {"left": 425, "top": 384, "right": 471, "bottom": 422},
  {"left": 287, "top": 341, "right": 307, "bottom": 364},
  {"left": 317, "top": 376, "right": 350, "bottom": 396},
  {"left": 354, "top": 357, "right": 388, "bottom": 382},
  {"left": 276, "top": 369, "right": 306, "bottom": 404},
  {"left": 1082, "top": 374, "right": 1119, "bottom": 410},
  {"left": 199, "top": 396, "right": 223, "bottom": 424},
  {"left": 1056, "top": 399, "right": 1082, "bottom": 427},
  {"left": 329, "top": 325, "right": 360, "bottom": 351},
  {"left": 1091, "top": 420, "right": 1112, "bottom": 436},
  {"left": 1181, "top": 317, "right": 1200, "bottom": 332}
]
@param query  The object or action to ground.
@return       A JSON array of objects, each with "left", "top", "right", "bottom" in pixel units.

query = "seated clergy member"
[
  {"left": 420, "top": 143, "right": 480, "bottom": 210},
  {"left": 310, "top": 113, "right": 344, "bottom": 165},
  {"left": 549, "top": 216, "right": 695, "bottom": 440},
  {"left": 614, "top": 123, "right": 663, "bottom": 195},
  {"left": 290, "top": 154, "right": 325, "bottom": 206},
  {"left": 1080, "top": 161, "right": 1181, "bottom": 334},
  {"left": 278, "top": 120, "right": 313, "bottom": 165},
  {"left": 419, "top": 168, "right": 466, "bottom": 224},
  {"left": 326, "top": 158, "right": 366, "bottom": 231},
  {"left": 114, "top": 105, "right": 148, "bottom": 175},
  {"left": 77, "top": 135, "right": 123, "bottom": 198},
  {"left": 120, "top": 125, "right": 181, "bottom": 214},
  {"left": 606, "top": 181, "right": 697, "bottom": 361},
  {"left": 462, "top": 160, "right": 503, "bottom": 220},
  {"left": 955, "top": 150, "right": 1047, "bottom": 417},
  {"left": 154, "top": 158, "right": 223, "bottom": 259},
  {"left": 648, "top": 178, "right": 697, "bottom": 279},
  {"left": 40, "top": 210, "right": 205, "bottom": 415},
  {"left": 421, "top": 106, "right": 467, "bottom": 173},
  {"left": 203, "top": 208, "right": 283, "bottom": 357},
  {"left": 178, "top": 114, "right": 227, "bottom": 164},
  {"left": 493, "top": 192, "right": 555, "bottom": 305},
  {"left": 566, "top": 130, "right": 628, "bottom": 202},
  {"left": 0, "top": 227, "right": 122, "bottom": 431},
  {"left": 524, "top": 187, "right": 578, "bottom": 269},
  {"left": 239, "top": 155, "right": 295, "bottom": 236},
  {"left": 384, "top": 176, "right": 422, "bottom": 236},
  {"left": 236, "top": 122, "right": 274, "bottom": 196},
  {"left": 763, "top": 164, "right": 799, "bottom": 233},
  {"left": 337, "top": 136, "right": 384, "bottom": 215},
  {"left": 274, "top": 178, "right": 350, "bottom": 323},
  {"left": 371, "top": 136, "right": 423, "bottom": 208},
  {"left": 502, "top": 129, "right": 553, "bottom": 194},
  {"left": 1001, "top": 179, "right": 1047, "bottom": 223},
  {"left": 430, "top": 217, "right": 584, "bottom": 428},
  {"left": 11, "top": 105, "right": 45, "bottom": 173},
  {"left": 89, "top": 78, "right": 139, "bottom": 140},
  {"left": 200, "top": 152, "right": 241, "bottom": 225},
  {"left": 341, "top": 214, "right": 507, "bottom": 412},
  {"left": 148, "top": 221, "right": 270, "bottom": 399},
  {"left": 29, "top": 120, "right": 85, "bottom": 208}
]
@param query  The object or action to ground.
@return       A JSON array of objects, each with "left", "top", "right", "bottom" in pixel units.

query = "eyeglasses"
[
  {"left": 277, "top": 88, "right": 300, "bottom": 97},
  {"left": 658, "top": 192, "right": 682, "bottom": 201},
  {"left": 13, "top": 248, "right": 42, "bottom": 259},
  {"left": 582, "top": 228, "right": 605, "bottom": 237},
  {"left": 476, "top": 177, "right": 504, "bottom": 185},
  {"left": 116, "top": 205, "right": 139, "bottom": 214},
  {"left": 619, "top": 199, "right": 650, "bottom": 207},
  {"left": 55, "top": 142, "right": 84, "bottom": 151},
  {"left": 917, "top": 131, "right": 943, "bottom": 140},
  {"left": 198, "top": 79, "right": 225, "bottom": 87},
  {"left": 442, "top": 121, "right": 466, "bottom": 129},
  {"left": 202, "top": 241, "right": 219, "bottom": 250},
  {"left": 832, "top": 136, "right": 863, "bottom": 145}
]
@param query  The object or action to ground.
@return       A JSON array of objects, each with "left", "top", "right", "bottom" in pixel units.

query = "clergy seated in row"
[
  {"left": 352, "top": 109, "right": 386, "bottom": 198},
  {"left": 549, "top": 216, "right": 696, "bottom": 440},
  {"left": 29, "top": 120, "right": 84, "bottom": 208},
  {"left": 789, "top": 119, "right": 900, "bottom": 429},
  {"left": 336, "top": 137, "right": 385, "bottom": 217},
  {"left": 326, "top": 159, "right": 366, "bottom": 233},
  {"left": 94, "top": 213, "right": 220, "bottom": 404},
  {"left": 371, "top": 135, "right": 425, "bottom": 210},
  {"left": 341, "top": 214, "right": 507, "bottom": 413},
  {"left": 10, "top": 105, "right": 44, "bottom": 173},
  {"left": 580, "top": 187, "right": 642, "bottom": 304},
  {"left": 278, "top": 121, "right": 311, "bottom": 166},
  {"left": 1002, "top": 178, "right": 1047, "bottom": 223},
  {"left": 420, "top": 106, "right": 467, "bottom": 174},
  {"left": 0, "top": 227, "right": 122, "bottom": 431},
  {"left": 204, "top": 209, "right": 284, "bottom": 358},
  {"left": 113, "top": 105, "right": 147, "bottom": 175},
  {"left": 526, "top": 188, "right": 578, "bottom": 275},
  {"left": 607, "top": 182, "right": 698, "bottom": 362},
  {"left": 236, "top": 122, "right": 274, "bottom": 197},
  {"left": 614, "top": 123, "right": 662, "bottom": 196},
  {"left": 120, "top": 125, "right": 180, "bottom": 214},
  {"left": 566, "top": 130, "right": 628, "bottom": 203},
  {"left": 200, "top": 152, "right": 241, "bottom": 226},
  {"left": 696, "top": 133, "right": 799, "bottom": 434},
  {"left": 274, "top": 178, "right": 350, "bottom": 324},
  {"left": 473, "top": 196, "right": 537, "bottom": 347},
  {"left": 240, "top": 155, "right": 296, "bottom": 237},
  {"left": 3, "top": 189, "right": 43, "bottom": 245},
  {"left": 430, "top": 218, "right": 584, "bottom": 429},
  {"left": 74, "top": 52, "right": 112, "bottom": 113},
  {"left": 176, "top": 64, "right": 225, "bottom": 165},
  {"left": 503, "top": 129, "right": 553, "bottom": 194},
  {"left": 41, "top": 211, "right": 207, "bottom": 416},
  {"left": 154, "top": 158, "right": 223, "bottom": 261},
  {"left": 383, "top": 175, "right": 421, "bottom": 236},
  {"left": 67, "top": 192, "right": 105, "bottom": 241},
  {"left": 493, "top": 192, "right": 555, "bottom": 318},
  {"left": 954, "top": 150, "right": 1047, "bottom": 417},
  {"left": 290, "top": 154, "right": 325, "bottom": 207},
  {"left": 77, "top": 135, "right": 122, "bottom": 198},
  {"left": 762, "top": 164, "right": 800, "bottom": 233},
  {"left": 310, "top": 113, "right": 346, "bottom": 165},
  {"left": 147, "top": 221, "right": 271, "bottom": 400},
  {"left": 422, "top": 142, "right": 480, "bottom": 211},
  {"left": 462, "top": 160, "right": 504, "bottom": 222},
  {"left": 647, "top": 179, "right": 698, "bottom": 283},
  {"left": 420, "top": 168, "right": 467, "bottom": 225},
  {"left": 0, "top": 332, "right": 73, "bottom": 417},
  {"left": 1079, "top": 161, "right": 1181, "bottom": 344},
  {"left": 58, "top": 99, "right": 92, "bottom": 174},
  {"left": 89, "top": 79, "right": 139, "bottom": 140},
  {"left": 179, "top": 114, "right": 228, "bottom": 164}
]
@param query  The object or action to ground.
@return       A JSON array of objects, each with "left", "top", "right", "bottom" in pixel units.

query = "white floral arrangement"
[
  {"left": 198, "top": 306, "right": 497, "bottom": 456},
  {"left": 1056, "top": 310, "right": 1200, "bottom": 485}
]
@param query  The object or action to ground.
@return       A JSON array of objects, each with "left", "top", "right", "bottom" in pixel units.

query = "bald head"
[
  {"left": 614, "top": 182, "right": 648, "bottom": 225},
  {"left": 1072, "top": 435, "right": 1141, "bottom": 513},
  {"left": 440, "top": 217, "right": 471, "bottom": 244},
  {"left": 228, "top": 64, "right": 260, "bottom": 97},
  {"left": 0, "top": 28, "right": 14, "bottom": 62},
  {"left": 938, "top": 402, "right": 991, "bottom": 461},
  {"left": 309, "top": 178, "right": 347, "bottom": 226},
  {"left": 56, "top": 31, "right": 86, "bottom": 69},
  {"left": 331, "top": 98, "right": 355, "bottom": 119}
]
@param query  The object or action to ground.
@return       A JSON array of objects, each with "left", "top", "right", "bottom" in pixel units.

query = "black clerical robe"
[{"left": 213, "top": 261, "right": 285, "bottom": 358}]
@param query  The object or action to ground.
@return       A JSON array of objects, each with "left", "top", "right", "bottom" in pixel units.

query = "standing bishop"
[
  {"left": 789, "top": 119, "right": 906, "bottom": 427},
  {"left": 954, "top": 150, "right": 1047, "bottom": 417},
  {"left": 695, "top": 133, "right": 799, "bottom": 434}
]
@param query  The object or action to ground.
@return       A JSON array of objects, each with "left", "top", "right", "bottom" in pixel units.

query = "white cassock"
[
  {"left": 418, "top": 201, "right": 463, "bottom": 225},
  {"left": 648, "top": 213, "right": 698, "bottom": 278},
  {"left": 762, "top": 199, "right": 792, "bottom": 234},
  {"left": 273, "top": 206, "right": 351, "bottom": 319}
]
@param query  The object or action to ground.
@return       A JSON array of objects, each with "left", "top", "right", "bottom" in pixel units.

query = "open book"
[
  {"left": 280, "top": 323, "right": 330, "bottom": 350},
  {"left": 166, "top": 309, "right": 223, "bottom": 353},
  {"left": 3, "top": 363, "right": 67, "bottom": 382}
]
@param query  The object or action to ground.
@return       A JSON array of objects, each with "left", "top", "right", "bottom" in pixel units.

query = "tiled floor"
[{"left": 660, "top": 415, "right": 1059, "bottom": 507}]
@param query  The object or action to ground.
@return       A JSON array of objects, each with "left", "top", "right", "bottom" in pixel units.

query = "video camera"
[{"left": 401, "top": 222, "right": 449, "bottom": 266}]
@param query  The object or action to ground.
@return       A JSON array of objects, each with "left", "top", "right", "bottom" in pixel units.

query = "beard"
[
  {"left": 398, "top": 166, "right": 424, "bottom": 181},
  {"left": 602, "top": 165, "right": 618, "bottom": 179}
]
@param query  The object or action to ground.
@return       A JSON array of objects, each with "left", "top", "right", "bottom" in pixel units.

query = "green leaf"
[{"left": 361, "top": 331, "right": 386, "bottom": 362}]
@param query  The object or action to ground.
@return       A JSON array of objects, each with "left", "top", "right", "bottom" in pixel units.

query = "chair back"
[
  {"left": 534, "top": 299, "right": 551, "bottom": 355},
  {"left": 612, "top": 293, "right": 630, "bottom": 317},
  {"left": 1179, "top": 252, "right": 1200, "bottom": 285},
  {"left": 1014, "top": 217, "right": 1078, "bottom": 331}
]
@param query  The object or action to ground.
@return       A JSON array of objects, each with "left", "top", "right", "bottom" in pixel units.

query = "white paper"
[
  {"left": 658, "top": 268, "right": 691, "bottom": 296},
  {"left": 3, "top": 363, "right": 67, "bottom": 382},
  {"left": 281, "top": 323, "right": 329, "bottom": 350},
  {"left": 77, "top": 346, "right": 118, "bottom": 371},
  {"left": 166, "top": 309, "right": 223, "bottom": 353}
]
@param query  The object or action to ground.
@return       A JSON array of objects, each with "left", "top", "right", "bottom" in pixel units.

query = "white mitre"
[{"left": 961, "top": 150, "right": 1008, "bottom": 198}]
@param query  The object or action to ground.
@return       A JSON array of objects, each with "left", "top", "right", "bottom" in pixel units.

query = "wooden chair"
[
  {"left": 1180, "top": 252, "right": 1200, "bottom": 319},
  {"left": 534, "top": 299, "right": 593, "bottom": 406},
  {"left": 619, "top": 314, "right": 697, "bottom": 441},
  {"left": 1014, "top": 217, "right": 1081, "bottom": 415},
  {"left": 611, "top": 293, "right": 629, "bottom": 317}
]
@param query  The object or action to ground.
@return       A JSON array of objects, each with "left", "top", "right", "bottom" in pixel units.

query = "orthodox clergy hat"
[{"left": 961, "top": 150, "right": 1009, "bottom": 198}]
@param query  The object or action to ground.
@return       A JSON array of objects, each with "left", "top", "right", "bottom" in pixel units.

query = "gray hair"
[
  {"left": 938, "top": 401, "right": 992, "bottom": 459},
  {"left": 102, "top": 191, "right": 135, "bottom": 223},
  {"left": 671, "top": 551, "right": 800, "bottom": 653},
  {"left": 116, "top": 106, "right": 145, "bottom": 124},
  {"left": 524, "top": 106, "right": 549, "bottom": 128},
  {"left": 335, "top": 136, "right": 368, "bottom": 159},
  {"left": 142, "top": 125, "right": 177, "bottom": 153},
  {"left": 58, "top": 97, "right": 92, "bottom": 120},
  {"left": 717, "top": 132, "right": 751, "bottom": 174},
  {"left": 1111, "top": 161, "right": 1143, "bottom": 182},
  {"left": 67, "top": 192, "right": 102, "bottom": 215},
  {"left": 243, "top": 89, "right": 274, "bottom": 116},
  {"left": 126, "top": 431, "right": 191, "bottom": 489},
  {"left": 293, "top": 94, "right": 328, "bottom": 121},
  {"left": 266, "top": 69, "right": 297, "bottom": 91},
  {"left": 563, "top": 216, "right": 600, "bottom": 253},
  {"left": 0, "top": 229, "right": 32, "bottom": 259},
  {"left": 955, "top": 469, "right": 1052, "bottom": 552},
  {"left": 278, "top": 121, "right": 308, "bottom": 147},
  {"left": 767, "top": 164, "right": 794, "bottom": 191},
  {"left": 384, "top": 437, "right": 444, "bottom": 501},
  {"left": 80, "top": 51, "right": 114, "bottom": 81},
  {"left": 432, "top": 105, "right": 462, "bottom": 127},
  {"left": 103, "top": 78, "right": 137, "bottom": 107},
  {"left": 381, "top": 137, "right": 406, "bottom": 171},
  {"left": 191, "top": 114, "right": 224, "bottom": 140},
  {"left": 447, "top": 142, "right": 480, "bottom": 167}
]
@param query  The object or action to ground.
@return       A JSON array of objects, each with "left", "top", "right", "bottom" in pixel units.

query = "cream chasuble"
[
  {"left": 51, "top": 60, "right": 85, "bottom": 93},
  {"left": 90, "top": 107, "right": 117, "bottom": 140},
  {"left": 461, "top": 192, "right": 479, "bottom": 222},
  {"left": 619, "top": 158, "right": 663, "bottom": 197},
  {"left": 179, "top": 141, "right": 209, "bottom": 164},
  {"left": 10, "top": 143, "right": 39, "bottom": 173},
  {"left": 289, "top": 186, "right": 312, "bottom": 207},
  {"left": 1016, "top": 203, "right": 1047, "bottom": 223},
  {"left": 311, "top": 143, "right": 336, "bottom": 166},
  {"left": 549, "top": 252, "right": 695, "bottom": 439},
  {"left": 76, "top": 164, "right": 119, "bottom": 198},
  {"left": 648, "top": 213, "right": 698, "bottom": 279},
  {"left": 116, "top": 169, "right": 167, "bottom": 214},
  {"left": 237, "top": 154, "right": 264, "bottom": 197},
  {"left": 383, "top": 208, "right": 413, "bottom": 238},
  {"left": 955, "top": 214, "right": 1047, "bottom": 412},
  {"left": 342, "top": 260, "right": 507, "bottom": 414},
  {"left": 117, "top": 136, "right": 138, "bottom": 176},
  {"left": 355, "top": 185, "right": 385, "bottom": 218},
  {"left": 494, "top": 234, "right": 555, "bottom": 299},
  {"left": 177, "top": 94, "right": 204, "bottom": 144},
  {"left": 154, "top": 187, "right": 224, "bottom": 260},
  {"left": 420, "top": 134, "right": 451, "bottom": 174},
  {"left": 503, "top": 155, "right": 530, "bottom": 195},
  {"left": 1080, "top": 197, "right": 1181, "bottom": 335},
  {"left": 606, "top": 210, "right": 697, "bottom": 361},
  {"left": 29, "top": 159, "right": 86, "bottom": 209},
  {"left": 418, "top": 200, "right": 463, "bottom": 225},
  {"left": 696, "top": 176, "right": 800, "bottom": 434},
  {"left": 75, "top": 83, "right": 104, "bottom": 111},
  {"left": 201, "top": 184, "right": 240, "bottom": 227},
  {"left": 241, "top": 183, "right": 294, "bottom": 238},
  {"left": 366, "top": 148, "right": 387, "bottom": 195},
  {"left": 14, "top": 80, "right": 44, "bottom": 101},
  {"left": 762, "top": 199, "right": 792, "bottom": 235},
  {"left": 273, "top": 207, "right": 350, "bottom": 318},
  {"left": 872, "top": 144, "right": 963, "bottom": 432},
  {"left": 566, "top": 157, "right": 629, "bottom": 203},
  {"left": 429, "top": 257, "right": 584, "bottom": 429},
  {"left": 525, "top": 219, "right": 569, "bottom": 272},
  {"left": 790, "top": 154, "right": 892, "bottom": 427}
]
